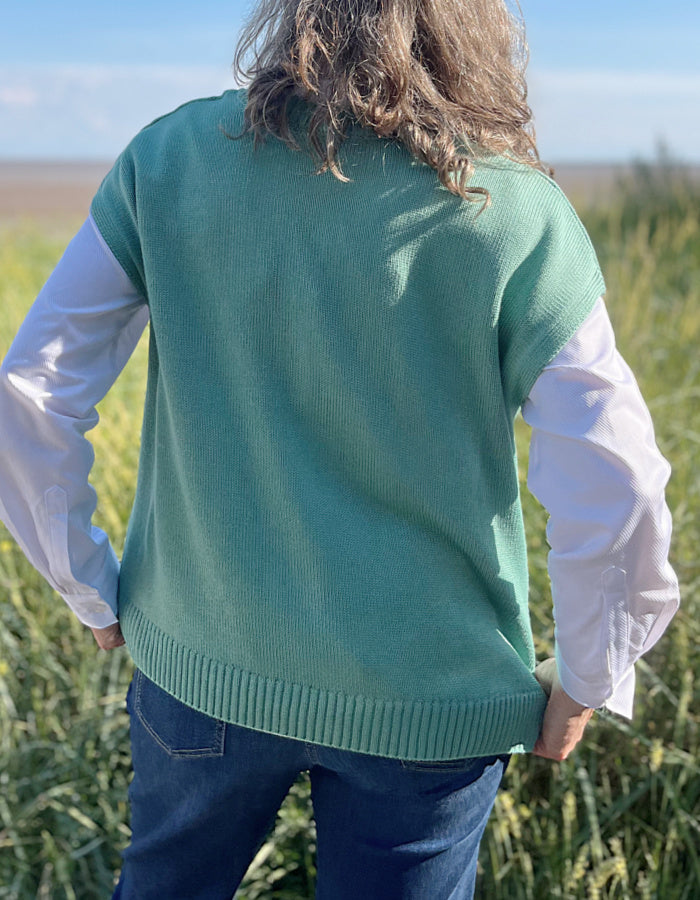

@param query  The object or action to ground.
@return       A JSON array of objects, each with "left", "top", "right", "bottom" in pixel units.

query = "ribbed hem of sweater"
[{"left": 121, "top": 603, "right": 547, "bottom": 761}]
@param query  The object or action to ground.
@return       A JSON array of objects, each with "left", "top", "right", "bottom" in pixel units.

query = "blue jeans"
[{"left": 113, "top": 668, "right": 509, "bottom": 899}]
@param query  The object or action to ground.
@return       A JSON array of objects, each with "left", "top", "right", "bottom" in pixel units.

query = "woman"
[{"left": 0, "top": 0, "right": 678, "bottom": 896}]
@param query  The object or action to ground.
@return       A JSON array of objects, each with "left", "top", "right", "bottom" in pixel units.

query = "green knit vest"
[{"left": 91, "top": 90, "right": 604, "bottom": 760}]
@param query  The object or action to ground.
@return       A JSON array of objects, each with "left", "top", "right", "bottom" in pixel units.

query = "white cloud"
[
  {"left": 2, "top": 62, "right": 700, "bottom": 163},
  {"left": 529, "top": 68, "right": 700, "bottom": 162},
  {"left": 0, "top": 85, "right": 39, "bottom": 107},
  {"left": 0, "top": 64, "right": 235, "bottom": 158}
]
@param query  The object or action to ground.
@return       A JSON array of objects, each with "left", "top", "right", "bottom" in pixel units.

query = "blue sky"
[{"left": 2, "top": 0, "right": 699, "bottom": 162}]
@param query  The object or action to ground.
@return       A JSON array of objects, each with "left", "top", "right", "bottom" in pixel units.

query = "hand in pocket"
[
  {"left": 532, "top": 658, "right": 594, "bottom": 761},
  {"left": 91, "top": 621, "right": 125, "bottom": 650}
]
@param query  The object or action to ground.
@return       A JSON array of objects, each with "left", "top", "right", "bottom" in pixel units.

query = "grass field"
[{"left": 0, "top": 161, "right": 698, "bottom": 899}]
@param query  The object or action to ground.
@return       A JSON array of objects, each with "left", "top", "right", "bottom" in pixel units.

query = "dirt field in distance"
[
  {"left": 2, "top": 159, "right": 698, "bottom": 222},
  {"left": 0, "top": 161, "right": 112, "bottom": 222}
]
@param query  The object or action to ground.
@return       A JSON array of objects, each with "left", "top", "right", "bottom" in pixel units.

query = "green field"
[{"left": 1, "top": 163, "right": 698, "bottom": 899}]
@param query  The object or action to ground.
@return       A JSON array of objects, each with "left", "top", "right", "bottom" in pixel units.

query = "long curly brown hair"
[{"left": 234, "top": 0, "right": 547, "bottom": 202}]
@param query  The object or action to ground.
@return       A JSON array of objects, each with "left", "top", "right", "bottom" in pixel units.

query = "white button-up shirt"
[{"left": 0, "top": 216, "right": 680, "bottom": 719}]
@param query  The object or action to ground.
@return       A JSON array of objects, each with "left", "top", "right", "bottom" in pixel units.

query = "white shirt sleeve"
[
  {"left": 0, "top": 216, "right": 148, "bottom": 628},
  {"left": 522, "top": 297, "right": 679, "bottom": 718},
  {"left": 0, "top": 226, "right": 680, "bottom": 696}
]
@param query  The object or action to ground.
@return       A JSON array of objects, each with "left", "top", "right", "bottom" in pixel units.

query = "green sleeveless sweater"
[{"left": 91, "top": 90, "right": 604, "bottom": 760}]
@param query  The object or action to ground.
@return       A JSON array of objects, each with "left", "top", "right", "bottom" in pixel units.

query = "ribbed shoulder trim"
[
  {"left": 121, "top": 604, "right": 547, "bottom": 761},
  {"left": 130, "top": 88, "right": 245, "bottom": 134},
  {"left": 488, "top": 164, "right": 606, "bottom": 408}
]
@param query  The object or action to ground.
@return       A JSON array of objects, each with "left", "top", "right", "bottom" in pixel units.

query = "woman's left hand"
[
  {"left": 533, "top": 657, "right": 594, "bottom": 760},
  {"left": 90, "top": 621, "right": 125, "bottom": 650}
]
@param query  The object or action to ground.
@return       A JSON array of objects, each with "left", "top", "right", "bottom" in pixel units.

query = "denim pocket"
[
  {"left": 132, "top": 668, "right": 226, "bottom": 758},
  {"left": 399, "top": 754, "right": 499, "bottom": 774}
]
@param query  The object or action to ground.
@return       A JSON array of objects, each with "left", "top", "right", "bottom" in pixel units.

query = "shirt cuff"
[
  {"left": 602, "top": 667, "right": 635, "bottom": 718},
  {"left": 555, "top": 643, "right": 635, "bottom": 719},
  {"left": 62, "top": 592, "right": 119, "bottom": 629}
]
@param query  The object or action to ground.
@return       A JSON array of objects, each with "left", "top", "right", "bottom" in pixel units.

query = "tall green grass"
[{"left": 1, "top": 162, "right": 698, "bottom": 898}]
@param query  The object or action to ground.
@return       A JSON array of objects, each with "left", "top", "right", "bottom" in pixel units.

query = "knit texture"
[{"left": 91, "top": 90, "right": 605, "bottom": 759}]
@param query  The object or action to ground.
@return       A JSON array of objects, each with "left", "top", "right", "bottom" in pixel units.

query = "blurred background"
[
  {"left": 1, "top": 0, "right": 700, "bottom": 215},
  {"left": 1, "top": 3, "right": 699, "bottom": 898}
]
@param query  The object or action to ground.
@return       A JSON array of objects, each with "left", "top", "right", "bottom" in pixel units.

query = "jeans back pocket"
[{"left": 132, "top": 668, "right": 226, "bottom": 758}]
